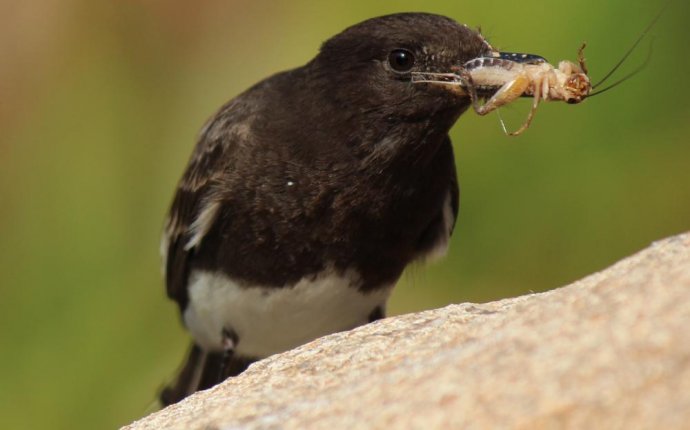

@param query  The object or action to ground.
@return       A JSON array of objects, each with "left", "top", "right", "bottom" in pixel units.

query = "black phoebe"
[{"left": 160, "top": 12, "right": 498, "bottom": 405}]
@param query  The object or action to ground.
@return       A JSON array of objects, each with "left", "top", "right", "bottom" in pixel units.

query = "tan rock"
[{"left": 125, "top": 232, "right": 690, "bottom": 430}]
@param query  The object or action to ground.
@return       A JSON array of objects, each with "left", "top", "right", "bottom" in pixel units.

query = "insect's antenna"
[
  {"left": 591, "top": 5, "right": 667, "bottom": 89},
  {"left": 588, "top": 38, "right": 654, "bottom": 98}
]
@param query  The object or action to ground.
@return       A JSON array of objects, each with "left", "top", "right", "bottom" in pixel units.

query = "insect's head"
[{"left": 564, "top": 73, "right": 592, "bottom": 104}]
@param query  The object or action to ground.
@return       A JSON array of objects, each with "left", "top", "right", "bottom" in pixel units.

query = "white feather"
[
  {"left": 185, "top": 201, "right": 221, "bottom": 251},
  {"left": 184, "top": 268, "right": 392, "bottom": 358}
]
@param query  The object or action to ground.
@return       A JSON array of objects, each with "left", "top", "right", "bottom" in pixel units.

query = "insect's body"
[
  {"left": 460, "top": 58, "right": 523, "bottom": 90},
  {"left": 460, "top": 50, "right": 591, "bottom": 135},
  {"left": 464, "top": 57, "right": 591, "bottom": 103}
]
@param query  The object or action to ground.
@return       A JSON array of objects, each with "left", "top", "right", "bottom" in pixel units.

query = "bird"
[{"left": 159, "top": 12, "right": 499, "bottom": 406}]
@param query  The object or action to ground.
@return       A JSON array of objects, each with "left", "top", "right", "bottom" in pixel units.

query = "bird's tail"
[{"left": 160, "top": 343, "right": 255, "bottom": 406}]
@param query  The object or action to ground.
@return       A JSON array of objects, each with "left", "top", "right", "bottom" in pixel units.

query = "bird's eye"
[{"left": 388, "top": 49, "right": 415, "bottom": 72}]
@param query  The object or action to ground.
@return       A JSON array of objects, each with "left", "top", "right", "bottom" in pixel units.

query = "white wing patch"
[{"left": 184, "top": 200, "right": 222, "bottom": 251}]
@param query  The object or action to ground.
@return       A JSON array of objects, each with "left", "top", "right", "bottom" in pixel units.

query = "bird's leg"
[
  {"left": 218, "top": 328, "right": 238, "bottom": 380},
  {"left": 368, "top": 306, "right": 386, "bottom": 323}
]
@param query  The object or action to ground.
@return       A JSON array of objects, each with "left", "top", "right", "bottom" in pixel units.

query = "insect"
[
  {"left": 411, "top": 10, "right": 662, "bottom": 136},
  {"left": 459, "top": 45, "right": 592, "bottom": 136}
]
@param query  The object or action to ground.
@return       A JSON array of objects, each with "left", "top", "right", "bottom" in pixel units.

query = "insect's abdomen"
[{"left": 463, "top": 58, "right": 523, "bottom": 92}]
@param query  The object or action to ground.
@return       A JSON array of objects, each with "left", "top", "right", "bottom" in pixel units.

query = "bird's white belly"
[{"left": 183, "top": 268, "right": 392, "bottom": 358}]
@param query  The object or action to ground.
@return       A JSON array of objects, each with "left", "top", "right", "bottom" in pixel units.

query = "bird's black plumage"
[{"left": 160, "top": 12, "right": 494, "bottom": 405}]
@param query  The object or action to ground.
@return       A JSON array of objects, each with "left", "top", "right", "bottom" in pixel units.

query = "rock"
[{"left": 124, "top": 232, "right": 690, "bottom": 430}]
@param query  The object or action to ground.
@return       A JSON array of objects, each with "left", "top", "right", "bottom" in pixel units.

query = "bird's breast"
[{"left": 183, "top": 267, "right": 393, "bottom": 358}]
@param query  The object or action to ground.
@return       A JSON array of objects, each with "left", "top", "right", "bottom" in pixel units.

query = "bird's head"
[{"left": 310, "top": 13, "right": 495, "bottom": 121}]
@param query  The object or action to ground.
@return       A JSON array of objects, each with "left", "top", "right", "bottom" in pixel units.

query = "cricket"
[
  {"left": 459, "top": 47, "right": 592, "bottom": 136},
  {"left": 411, "top": 11, "right": 662, "bottom": 136}
]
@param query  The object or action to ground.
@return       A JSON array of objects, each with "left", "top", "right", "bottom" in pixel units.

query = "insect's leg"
[
  {"left": 469, "top": 72, "right": 531, "bottom": 116},
  {"left": 509, "top": 78, "right": 542, "bottom": 136},
  {"left": 458, "top": 71, "right": 483, "bottom": 113}
]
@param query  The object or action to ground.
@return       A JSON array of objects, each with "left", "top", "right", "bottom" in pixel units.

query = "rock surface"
[{"left": 125, "top": 232, "right": 690, "bottom": 430}]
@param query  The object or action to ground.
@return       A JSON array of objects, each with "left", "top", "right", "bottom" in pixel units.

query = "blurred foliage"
[{"left": 1, "top": 0, "right": 689, "bottom": 428}]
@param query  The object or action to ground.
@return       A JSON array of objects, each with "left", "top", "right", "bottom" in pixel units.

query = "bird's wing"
[
  {"left": 447, "top": 137, "right": 460, "bottom": 235},
  {"left": 161, "top": 110, "right": 241, "bottom": 311}
]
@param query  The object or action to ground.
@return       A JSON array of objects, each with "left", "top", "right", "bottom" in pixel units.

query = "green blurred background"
[{"left": 1, "top": 0, "right": 689, "bottom": 428}]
